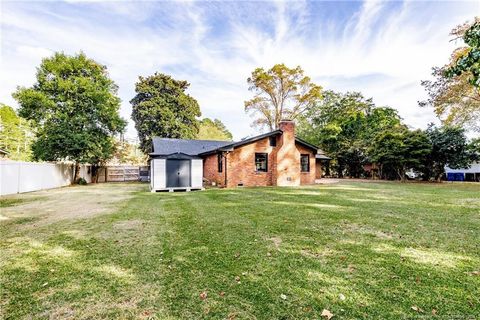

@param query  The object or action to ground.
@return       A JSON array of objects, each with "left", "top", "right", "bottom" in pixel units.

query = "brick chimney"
[
  {"left": 278, "top": 119, "right": 295, "bottom": 136},
  {"left": 275, "top": 120, "right": 300, "bottom": 186}
]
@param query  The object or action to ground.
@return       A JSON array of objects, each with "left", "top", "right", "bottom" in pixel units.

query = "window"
[
  {"left": 300, "top": 154, "right": 310, "bottom": 172},
  {"left": 269, "top": 136, "right": 277, "bottom": 147},
  {"left": 255, "top": 153, "right": 268, "bottom": 172},
  {"left": 217, "top": 153, "right": 223, "bottom": 173}
]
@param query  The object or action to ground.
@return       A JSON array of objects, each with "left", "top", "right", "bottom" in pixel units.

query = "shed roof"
[{"left": 151, "top": 138, "right": 232, "bottom": 156}]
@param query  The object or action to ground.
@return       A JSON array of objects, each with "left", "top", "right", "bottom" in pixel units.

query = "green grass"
[
  {"left": 0, "top": 198, "right": 27, "bottom": 208},
  {"left": 1, "top": 181, "right": 479, "bottom": 319},
  {"left": 0, "top": 196, "right": 44, "bottom": 208}
]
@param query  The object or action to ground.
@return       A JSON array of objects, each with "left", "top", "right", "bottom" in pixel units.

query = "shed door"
[{"left": 166, "top": 160, "right": 191, "bottom": 188}]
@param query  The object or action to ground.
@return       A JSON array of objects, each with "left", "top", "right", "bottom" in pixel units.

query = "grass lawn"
[{"left": 1, "top": 181, "right": 479, "bottom": 319}]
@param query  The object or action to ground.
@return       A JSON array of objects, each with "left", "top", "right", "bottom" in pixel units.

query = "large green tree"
[
  {"left": 197, "top": 118, "right": 232, "bottom": 141},
  {"left": 297, "top": 91, "right": 402, "bottom": 178},
  {"left": 131, "top": 73, "right": 201, "bottom": 153},
  {"left": 13, "top": 52, "right": 126, "bottom": 181},
  {"left": 423, "top": 125, "right": 475, "bottom": 181},
  {"left": 245, "top": 64, "right": 322, "bottom": 131},
  {"left": 421, "top": 18, "right": 480, "bottom": 132},
  {"left": 0, "top": 104, "right": 34, "bottom": 161},
  {"left": 369, "top": 128, "right": 431, "bottom": 180}
]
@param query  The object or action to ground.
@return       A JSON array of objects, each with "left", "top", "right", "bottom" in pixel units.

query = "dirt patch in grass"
[
  {"left": 300, "top": 248, "right": 335, "bottom": 260},
  {"left": 267, "top": 236, "right": 282, "bottom": 249},
  {"left": 0, "top": 183, "right": 146, "bottom": 228},
  {"left": 113, "top": 219, "right": 145, "bottom": 230}
]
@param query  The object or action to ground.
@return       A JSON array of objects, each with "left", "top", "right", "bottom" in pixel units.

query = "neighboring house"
[
  {"left": 0, "top": 148, "right": 9, "bottom": 159},
  {"left": 149, "top": 120, "right": 330, "bottom": 191},
  {"left": 445, "top": 162, "right": 480, "bottom": 182}
]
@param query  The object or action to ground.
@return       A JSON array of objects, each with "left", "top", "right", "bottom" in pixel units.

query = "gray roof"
[
  {"left": 315, "top": 153, "right": 331, "bottom": 160},
  {"left": 151, "top": 137, "right": 232, "bottom": 156},
  {"left": 198, "top": 130, "right": 283, "bottom": 156},
  {"left": 151, "top": 131, "right": 326, "bottom": 158}
]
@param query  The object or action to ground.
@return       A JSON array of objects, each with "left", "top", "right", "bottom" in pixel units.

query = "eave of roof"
[
  {"left": 198, "top": 130, "right": 283, "bottom": 156},
  {"left": 294, "top": 137, "right": 319, "bottom": 152},
  {"left": 315, "top": 154, "right": 331, "bottom": 160},
  {"left": 149, "top": 152, "right": 201, "bottom": 159}
]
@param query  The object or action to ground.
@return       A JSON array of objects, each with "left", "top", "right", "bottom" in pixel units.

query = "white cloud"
[{"left": 0, "top": 0, "right": 478, "bottom": 140}]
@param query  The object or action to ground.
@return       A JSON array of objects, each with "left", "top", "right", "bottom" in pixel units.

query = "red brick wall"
[
  {"left": 203, "top": 153, "right": 225, "bottom": 186},
  {"left": 202, "top": 121, "right": 317, "bottom": 187},
  {"left": 297, "top": 144, "right": 316, "bottom": 185},
  {"left": 315, "top": 161, "right": 322, "bottom": 179},
  {"left": 225, "top": 135, "right": 278, "bottom": 187}
]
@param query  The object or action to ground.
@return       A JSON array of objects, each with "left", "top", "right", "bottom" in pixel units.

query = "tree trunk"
[
  {"left": 91, "top": 165, "right": 98, "bottom": 183},
  {"left": 73, "top": 162, "right": 80, "bottom": 184}
]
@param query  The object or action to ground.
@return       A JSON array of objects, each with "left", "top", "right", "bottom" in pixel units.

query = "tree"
[
  {"left": 423, "top": 125, "right": 474, "bottom": 181},
  {"left": 0, "top": 104, "right": 34, "bottom": 161},
  {"left": 109, "top": 138, "right": 147, "bottom": 165},
  {"left": 244, "top": 64, "right": 322, "bottom": 131},
  {"left": 13, "top": 52, "right": 126, "bottom": 181},
  {"left": 369, "top": 128, "right": 431, "bottom": 180},
  {"left": 197, "top": 118, "right": 233, "bottom": 141},
  {"left": 421, "top": 18, "right": 480, "bottom": 132},
  {"left": 370, "top": 128, "right": 407, "bottom": 180},
  {"left": 403, "top": 129, "right": 432, "bottom": 176},
  {"left": 131, "top": 73, "right": 201, "bottom": 153},
  {"left": 445, "top": 18, "right": 480, "bottom": 87},
  {"left": 297, "top": 91, "right": 402, "bottom": 178}
]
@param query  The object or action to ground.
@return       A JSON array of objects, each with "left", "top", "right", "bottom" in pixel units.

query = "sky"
[{"left": 1, "top": 0, "right": 479, "bottom": 141}]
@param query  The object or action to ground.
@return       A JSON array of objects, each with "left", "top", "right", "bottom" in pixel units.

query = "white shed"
[
  {"left": 150, "top": 154, "right": 203, "bottom": 191},
  {"left": 149, "top": 137, "right": 232, "bottom": 192}
]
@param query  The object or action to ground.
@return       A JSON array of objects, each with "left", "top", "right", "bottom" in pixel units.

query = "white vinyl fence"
[{"left": 0, "top": 161, "right": 92, "bottom": 196}]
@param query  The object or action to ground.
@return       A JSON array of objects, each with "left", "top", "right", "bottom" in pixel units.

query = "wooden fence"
[{"left": 103, "top": 166, "right": 140, "bottom": 182}]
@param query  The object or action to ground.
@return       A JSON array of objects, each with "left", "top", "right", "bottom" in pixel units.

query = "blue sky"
[{"left": 1, "top": 1, "right": 478, "bottom": 140}]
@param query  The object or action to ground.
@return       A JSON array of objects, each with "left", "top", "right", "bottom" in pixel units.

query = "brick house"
[{"left": 149, "top": 120, "right": 330, "bottom": 191}]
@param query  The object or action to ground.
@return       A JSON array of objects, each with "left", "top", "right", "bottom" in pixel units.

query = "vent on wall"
[
  {"left": 286, "top": 177, "right": 292, "bottom": 181},
  {"left": 237, "top": 183, "right": 244, "bottom": 187}
]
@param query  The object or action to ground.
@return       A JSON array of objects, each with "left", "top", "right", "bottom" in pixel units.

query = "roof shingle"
[{"left": 151, "top": 138, "right": 232, "bottom": 156}]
